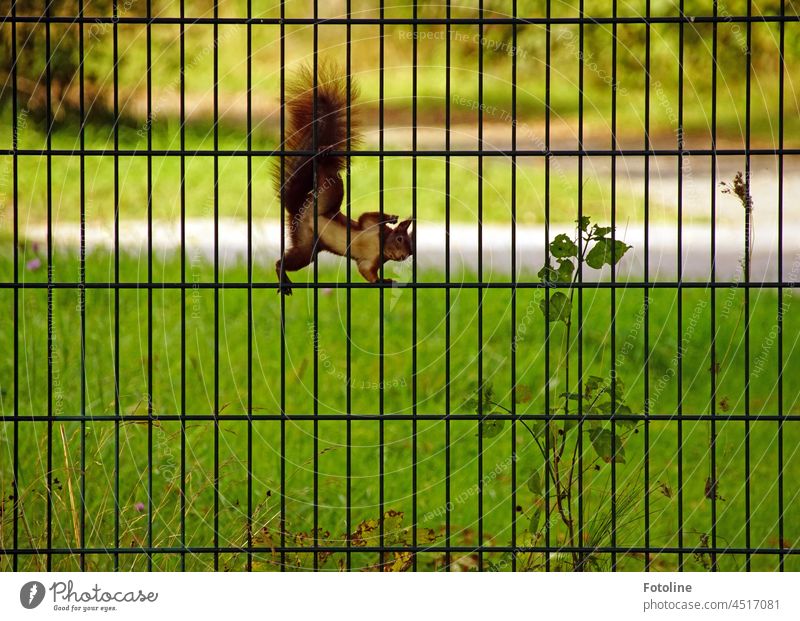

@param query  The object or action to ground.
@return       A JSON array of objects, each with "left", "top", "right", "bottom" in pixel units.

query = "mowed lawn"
[
  {"left": 1, "top": 245, "right": 800, "bottom": 572},
  {"left": 1, "top": 143, "right": 673, "bottom": 230}
]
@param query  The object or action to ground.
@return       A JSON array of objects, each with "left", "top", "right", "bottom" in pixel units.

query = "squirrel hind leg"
[
  {"left": 275, "top": 259, "right": 293, "bottom": 296},
  {"left": 276, "top": 247, "right": 313, "bottom": 296}
]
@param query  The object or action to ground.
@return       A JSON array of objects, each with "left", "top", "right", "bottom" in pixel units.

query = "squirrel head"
[{"left": 383, "top": 219, "right": 414, "bottom": 262}]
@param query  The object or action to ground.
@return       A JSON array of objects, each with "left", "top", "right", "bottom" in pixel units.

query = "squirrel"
[{"left": 274, "top": 62, "right": 413, "bottom": 295}]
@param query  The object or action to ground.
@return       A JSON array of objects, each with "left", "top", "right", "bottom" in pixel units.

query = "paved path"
[{"left": 24, "top": 216, "right": 800, "bottom": 282}]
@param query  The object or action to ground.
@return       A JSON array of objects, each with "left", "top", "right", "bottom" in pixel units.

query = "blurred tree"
[{"left": 1, "top": 0, "right": 115, "bottom": 121}]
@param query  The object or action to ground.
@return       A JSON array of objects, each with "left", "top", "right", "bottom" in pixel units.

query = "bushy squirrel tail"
[{"left": 275, "top": 61, "right": 360, "bottom": 216}]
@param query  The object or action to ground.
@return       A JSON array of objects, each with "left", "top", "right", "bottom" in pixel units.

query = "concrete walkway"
[{"left": 24, "top": 216, "right": 800, "bottom": 282}]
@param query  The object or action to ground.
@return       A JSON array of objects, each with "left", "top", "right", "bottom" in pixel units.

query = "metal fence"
[{"left": 1, "top": 0, "right": 798, "bottom": 572}]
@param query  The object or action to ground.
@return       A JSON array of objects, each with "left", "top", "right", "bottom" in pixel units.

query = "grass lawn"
[
  {"left": 1, "top": 244, "right": 799, "bottom": 571},
  {"left": 1, "top": 124, "right": 673, "bottom": 230}
]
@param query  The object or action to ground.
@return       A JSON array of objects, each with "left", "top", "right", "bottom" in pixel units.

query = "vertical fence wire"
[
  {"left": 212, "top": 0, "right": 220, "bottom": 574},
  {"left": 146, "top": 0, "right": 154, "bottom": 573},
  {"left": 444, "top": 0, "right": 452, "bottom": 572},
  {"left": 610, "top": 0, "right": 619, "bottom": 573},
  {"left": 112, "top": 0, "right": 121, "bottom": 573},
  {"left": 643, "top": 0, "right": 652, "bottom": 572},
  {"left": 45, "top": 0, "right": 53, "bottom": 573},
  {"left": 744, "top": 0, "right": 753, "bottom": 574},
  {"left": 378, "top": 0, "right": 386, "bottom": 570},
  {"left": 11, "top": 0, "right": 19, "bottom": 575},
  {"left": 476, "top": 0, "right": 485, "bottom": 574},
  {"left": 246, "top": 0, "right": 253, "bottom": 575},
  {"left": 411, "top": 0, "right": 419, "bottom": 573},
  {"left": 345, "top": 0, "right": 353, "bottom": 573},
  {"left": 510, "top": 0, "right": 518, "bottom": 574},
  {"left": 577, "top": 0, "right": 585, "bottom": 570},
  {"left": 677, "top": 0, "right": 685, "bottom": 571},
  {"left": 778, "top": 0, "right": 786, "bottom": 574},
  {"left": 710, "top": 0, "right": 719, "bottom": 573},
  {"left": 78, "top": 0, "right": 86, "bottom": 574},
  {"left": 311, "top": 0, "right": 320, "bottom": 573},
  {"left": 543, "top": 0, "right": 552, "bottom": 573},
  {"left": 279, "top": 0, "right": 286, "bottom": 573},
  {"left": 179, "top": 0, "right": 187, "bottom": 573}
]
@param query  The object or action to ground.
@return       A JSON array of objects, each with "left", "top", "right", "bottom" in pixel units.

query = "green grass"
[
  {"left": 0, "top": 125, "right": 670, "bottom": 229},
  {"left": 1, "top": 245, "right": 800, "bottom": 571}
]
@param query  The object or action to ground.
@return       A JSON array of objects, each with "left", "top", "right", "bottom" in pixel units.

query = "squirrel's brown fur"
[{"left": 274, "top": 62, "right": 413, "bottom": 295}]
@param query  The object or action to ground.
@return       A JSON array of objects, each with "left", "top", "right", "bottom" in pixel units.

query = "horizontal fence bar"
[
  {"left": 3, "top": 413, "right": 799, "bottom": 422},
  {"left": 1, "top": 545, "right": 796, "bottom": 556},
  {"left": 2, "top": 15, "right": 799, "bottom": 25},
  {"left": 2, "top": 148, "right": 798, "bottom": 157},
  {"left": 0, "top": 282, "right": 797, "bottom": 289}
]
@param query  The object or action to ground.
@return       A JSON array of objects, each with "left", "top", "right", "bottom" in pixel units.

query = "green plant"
[{"left": 472, "top": 216, "right": 642, "bottom": 571}]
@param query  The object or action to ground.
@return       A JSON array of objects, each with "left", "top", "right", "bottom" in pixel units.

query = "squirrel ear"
[{"left": 396, "top": 219, "right": 412, "bottom": 233}]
